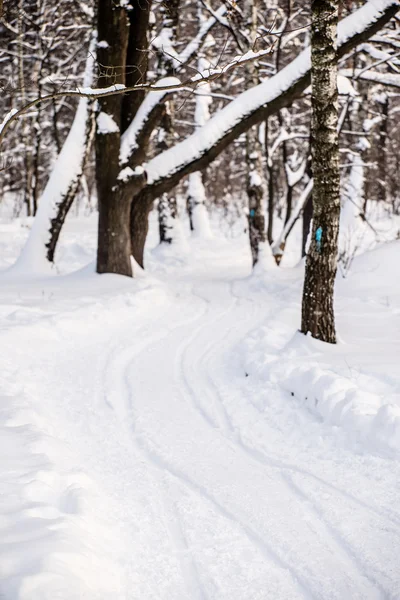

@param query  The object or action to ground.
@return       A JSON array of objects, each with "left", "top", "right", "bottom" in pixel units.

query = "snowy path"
[{"left": 1, "top": 242, "right": 400, "bottom": 599}]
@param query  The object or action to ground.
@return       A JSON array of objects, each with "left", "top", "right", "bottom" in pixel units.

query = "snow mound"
[
  {"left": 0, "top": 392, "right": 126, "bottom": 600},
  {"left": 242, "top": 241, "right": 400, "bottom": 456}
]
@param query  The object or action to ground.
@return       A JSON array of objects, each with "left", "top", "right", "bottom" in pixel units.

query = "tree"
[
  {"left": 129, "top": 0, "right": 397, "bottom": 272},
  {"left": 244, "top": 0, "right": 268, "bottom": 267},
  {"left": 1, "top": 0, "right": 398, "bottom": 277},
  {"left": 300, "top": 0, "right": 340, "bottom": 343}
]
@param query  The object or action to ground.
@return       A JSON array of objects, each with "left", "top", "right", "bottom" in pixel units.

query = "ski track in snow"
[
  {"left": 97, "top": 279, "right": 398, "bottom": 600},
  {"left": 1, "top": 240, "right": 400, "bottom": 599}
]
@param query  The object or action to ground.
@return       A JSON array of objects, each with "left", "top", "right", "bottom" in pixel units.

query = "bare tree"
[{"left": 301, "top": 0, "right": 340, "bottom": 343}]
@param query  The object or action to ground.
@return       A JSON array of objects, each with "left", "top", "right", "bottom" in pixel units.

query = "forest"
[{"left": 1, "top": 1, "right": 400, "bottom": 599}]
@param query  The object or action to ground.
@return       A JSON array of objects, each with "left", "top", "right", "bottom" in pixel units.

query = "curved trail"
[
  {"left": 100, "top": 279, "right": 399, "bottom": 600},
  {"left": 8, "top": 263, "right": 400, "bottom": 600}
]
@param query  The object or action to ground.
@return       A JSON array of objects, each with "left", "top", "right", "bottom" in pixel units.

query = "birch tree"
[{"left": 301, "top": 0, "right": 340, "bottom": 343}]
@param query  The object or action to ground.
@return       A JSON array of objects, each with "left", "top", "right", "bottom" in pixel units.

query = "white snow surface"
[
  {"left": 119, "top": 77, "right": 180, "bottom": 166},
  {"left": 97, "top": 111, "right": 119, "bottom": 134},
  {"left": 0, "top": 213, "right": 400, "bottom": 599}
]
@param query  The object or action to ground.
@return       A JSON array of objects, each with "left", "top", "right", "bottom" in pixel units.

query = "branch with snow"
[
  {"left": 139, "top": 0, "right": 399, "bottom": 199},
  {"left": 0, "top": 46, "right": 274, "bottom": 146}
]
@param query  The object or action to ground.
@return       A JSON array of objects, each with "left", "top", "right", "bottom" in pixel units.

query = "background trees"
[{"left": 1, "top": 0, "right": 400, "bottom": 341}]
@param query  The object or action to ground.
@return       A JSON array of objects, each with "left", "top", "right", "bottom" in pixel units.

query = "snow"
[
  {"left": 119, "top": 77, "right": 180, "bottom": 166},
  {"left": 341, "top": 67, "right": 400, "bottom": 88},
  {"left": 145, "top": 0, "right": 398, "bottom": 186},
  {"left": 97, "top": 111, "right": 119, "bottom": 134},
  {"left": 117, "top": 165, "right": 144, "bottom": 183},
  {"left": 1, "top": 212, "right": 400, "bottom": 599},
  {"left": 305, "top": 74, "right": 357, "bottom": 96},
  {"left": 177, "top": 6, "right": 227, "bottom": 65},
  {"left": 0, "top": 108, "right": 18, "bottom": 137},
  {"left": 76, "top": 83, "right": 126, "bottom": 96},
  {"left": 5, "top": 34, "right": 97, "bottom": 275}
]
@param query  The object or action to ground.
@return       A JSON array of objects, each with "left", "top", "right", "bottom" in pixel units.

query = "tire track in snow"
[
  {"left": 103, "top": 283, "right": 314, "bottom": 599},
  {"left": 102, "top": 296, "right": 210, "bottom": 600},
  {"left": 121, "top": 284, "right": 317, "bottom": 599},
  {"left": 102, "top": 279, "right": 393, "bottom": 599},
  {"left": 202, "top": 325, "right": 392, "bottom": 599},
  {"left": 179, "top": 284, "right": 386, "bottom": 599}
]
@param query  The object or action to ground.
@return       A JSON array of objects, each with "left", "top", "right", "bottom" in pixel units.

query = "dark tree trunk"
[
  {"left": 121, "top": 0, "right": 152, "bottom": 134},
  {"left": 131, "top": 189, "right": 152, "bottom": 268},
  {"left": 97, "top": 188, "right": 133, "bottom": 275},
  {"left": 96, "top": 0, "right": 130, "bottom": 275},
  {"left": 265, "top": 118, "right": 275, "bottom": 246},
  {"left": 302, "top": 155, "right": 313, "bottom": 258},
  {"left": 245, "top": 0, "right": 267, "bottom": 266},
  {"left": 301, "top": 0, "right": 340, "bottom": 344},
  {"left": 247, "top": 124, "right": 266, "bottom": 267},
  {"left": 377, "top": 93, "right": 389, "bottom": 204},
  {"left": 302, "top": 193, "right": 313, "bottom": 258},
  {"left": 157, "top": 0, "right": 181, "bottom": 245}
]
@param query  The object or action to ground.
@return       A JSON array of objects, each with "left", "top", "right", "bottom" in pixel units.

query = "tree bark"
[
  {"left": 121, "top": 0, "right": 152, "bottom": 134},
  {"left": 245, "top": 0, "right": 267, "bottom": 267},
  {"left": 157, "top": 0, "right": 181, "bottom": 245},
  {"left": 301, "top": 0, "right": 340, "bottom": 344},
  {"left": 131, "top": 189, "right": 152, "bottom": 268},
  {"left": 96, "top": 0, "right": 130, "bottom": 275}
]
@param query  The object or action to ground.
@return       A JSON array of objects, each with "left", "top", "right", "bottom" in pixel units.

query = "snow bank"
[
  {"left": 242, "top": 241, "right": 400, "bottom": 456},
  {"left": 0, "top": 391, "right": 126, "bottom": 600},
  {"left": 0, "top": 257, "right": 172, "bottom": 599}
]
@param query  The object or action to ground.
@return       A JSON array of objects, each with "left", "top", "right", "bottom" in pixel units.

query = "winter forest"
[{"left": 1, "top": 0, "right": 400, "bottom": 598}]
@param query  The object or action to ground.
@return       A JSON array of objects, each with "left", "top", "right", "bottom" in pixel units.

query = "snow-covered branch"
[
  {"left": 0, "top": 46, "right": 274, "bottom": 146},
  {"left": 138, "top": 0, "right": 398, "bottom": 200}
]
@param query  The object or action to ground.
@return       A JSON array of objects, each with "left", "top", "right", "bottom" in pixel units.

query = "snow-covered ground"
[{"left": 1, "top": 213, "right": 400, "bottom": 599}]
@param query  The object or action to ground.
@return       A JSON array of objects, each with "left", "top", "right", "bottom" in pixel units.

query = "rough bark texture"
[
  {"left": 96, "top": 0, "right": 130, "bottom": 275},
  {"left": 157, "top": 0, "right": 180, "bottom": 245},
  {"left": 301, "top": 0, "right": 340, "bottom": 344},
  {"left": 130, "top": 189, "right": 152, "bottom": 268},
  {"left": 121, "top": 0, "right": 152, "bottom": 134},
  {"left": 265, "top": 118, "right": 275, "bottom": 246},
  {"left": 246, "top": 126, "right": 266, "bottom": 266}
]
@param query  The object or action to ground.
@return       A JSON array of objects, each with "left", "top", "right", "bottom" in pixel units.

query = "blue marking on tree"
[
  {"left": 250, "top": 209, "right": 255, "bottom": 217},
  {"left": 315, "top": 226, "right": 323, "bottom": 253}
]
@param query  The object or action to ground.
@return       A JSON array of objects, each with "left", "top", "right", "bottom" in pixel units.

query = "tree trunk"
[
  {"left": 245, "top": 0, "right": 267, "bottom": 267},
  {"left": 121, "top": 0, "right": 152, "bottom": 134},
  {"left": 247, "top": 125, "right": 267, "bottom": 267},
  {"left": 301, "top": 0, "right": 340, "bottom": 344},
  {"left": 187, "top": 53, "right": 212, "bottom": 238},
  {"left": 10, "top": 36, "right": 97, "bottom": 275},
  {"left": 95, "top": 0, "right": 130, "bottom": 275},
  {"left": 131, "top": 189, "right": 152, "bottom": 268},
  {"left": 158, "top": 192, "right": 178, "bottom": 244},
  {"left": 97, "top": 188, "right": 133, "bottom": 275},
  {"left": 265, "top": 118, "right": 275, "bottom": 246},
  {"left": 302, "top": 193, "right": 313, "bottom": 258},
  {"left": 157, "top": 0, "right": 181, "bottom": 245}
]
